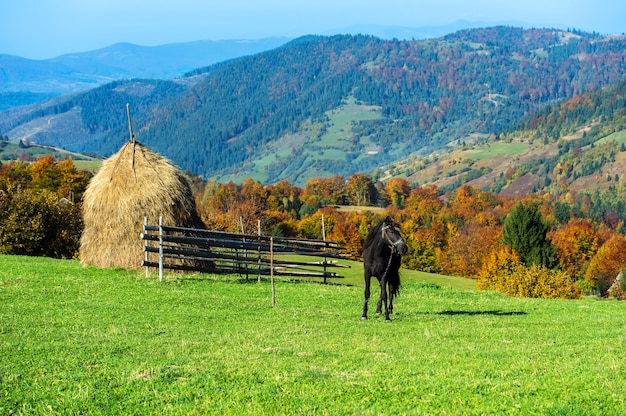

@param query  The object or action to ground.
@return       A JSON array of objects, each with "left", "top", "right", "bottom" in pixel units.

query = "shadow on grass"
[{"left": 436, "top": 310, "right": 527, "bottom": 316}]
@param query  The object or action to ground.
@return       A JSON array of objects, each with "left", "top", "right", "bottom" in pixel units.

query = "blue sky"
[{"left": 1, "top": 0, "right": 625, "bottom": 60}]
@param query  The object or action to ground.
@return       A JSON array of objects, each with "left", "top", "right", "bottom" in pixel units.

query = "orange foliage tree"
[
  {"left": 584, "top": 234, "right": 626, "bottom": 295},
  {"left": 442, "top": 220, "right": 503, "bottom": 277},
  {"left": 385, "top": 178, "right": 411, "bottom": 209},
  {"left": 549, "top": 218, "right": 599, "bottom": 281},
  {"left": 302, "top": 175, "right": 346, "bottom": 206}
]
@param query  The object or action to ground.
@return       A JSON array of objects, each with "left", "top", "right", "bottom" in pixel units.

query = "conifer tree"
[{"left": 502, "top": 201, "right": 556, "bottom": 268}]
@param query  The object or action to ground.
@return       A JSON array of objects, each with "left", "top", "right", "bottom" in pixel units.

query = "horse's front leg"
[
  {"left": 361, "top": 274, "right": 372, "bottom": 320},
  {"left": 388, "top": 283, "right": 396, "bottom": 316},
  {"left": 376, "top": 280, "right": 383, "bottom": 315}
]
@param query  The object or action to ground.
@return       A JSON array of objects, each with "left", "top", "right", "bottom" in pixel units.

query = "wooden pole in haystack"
[
  {"left": 127, "top": 103, "right": 135, "bottom": 143},
  {"left": 127, "top": 103, "right": 137, "bottom": 175}
]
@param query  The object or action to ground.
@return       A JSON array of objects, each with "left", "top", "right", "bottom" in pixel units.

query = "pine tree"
[{"left": 502, "top": 201, "right": 556, "bottom": 268}]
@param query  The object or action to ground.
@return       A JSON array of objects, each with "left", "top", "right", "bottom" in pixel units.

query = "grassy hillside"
[
  {"left": 393, "top": 122, "right": 626, "bottom": 196},
  {"left": 0, "top": 139, "right": 101, "bottom": 172},
  {"left": 217, "top": 96, "right": 385, "bottom": 184},
  {"left": 2, "top": 254, "right": 625, "bottom": 415}
]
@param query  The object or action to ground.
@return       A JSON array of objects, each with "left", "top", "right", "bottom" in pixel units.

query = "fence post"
[
  {"left": 257, "top": 219, "right": 262, "bottom": 283},
  {"left": 239, "top": 216, "right": 247, "bottom": 280},
  {"left": 322, "top": 214, "right": 328, "bottom": 284},
  {"left": 158, "top": 216, "right": 164, "bottom": 282},
  {"left": 144, "top": 216, "right": 150, "bottom": 278},
  {"left": 270, "top": 237, "right": 275, "bottom": 307}
]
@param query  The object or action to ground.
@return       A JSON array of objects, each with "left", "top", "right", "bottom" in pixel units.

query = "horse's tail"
[{"left": 388, "top": 268, "right": 401, "bottom": 298}]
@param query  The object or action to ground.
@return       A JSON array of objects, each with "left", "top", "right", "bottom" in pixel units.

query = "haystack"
[{"left": 80, "top": 140, "right": 204, "bottom": 269}]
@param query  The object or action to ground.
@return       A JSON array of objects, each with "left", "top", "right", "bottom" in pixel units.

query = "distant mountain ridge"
[
  {"left": 0, "top": 38, "right": 290, "bottom": 109},
  {"left": 2, "top": 27, "right": 626, "bottom": 187}
]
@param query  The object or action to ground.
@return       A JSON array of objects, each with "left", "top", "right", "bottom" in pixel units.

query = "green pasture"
[
  {"left": 213, "top": 98, "right": 382, "bottom": 184},
  {"left": 1, "top": 254, "right": 625, "bottom": 415},
  {"left": 463, "top": 142, "right": 529, "bottom": 160},
  {"left": 599, "top": 129, "right": 626, "bottom": 146},
  {"left": 72, "top": 159, "right": 102, "bottom": 172},
  {"left": 0, "top": 141, "right": 102, "bottom": 173}
]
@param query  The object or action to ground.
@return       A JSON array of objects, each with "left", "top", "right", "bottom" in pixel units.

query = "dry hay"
[{"left": 80, "top": 140, "right": 204, "bottom": 269}]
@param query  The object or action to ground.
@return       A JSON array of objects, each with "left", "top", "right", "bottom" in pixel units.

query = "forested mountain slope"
[
  {"left": 2, "top": 27, "right": 626, "bottom": 185},
  {"left": 396, "top": 77, "right": 626, "bottom": 197}
]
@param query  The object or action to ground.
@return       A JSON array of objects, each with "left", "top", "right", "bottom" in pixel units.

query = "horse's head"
[{"left": 381, "top": 216, "right": 408, "bottom": 255}]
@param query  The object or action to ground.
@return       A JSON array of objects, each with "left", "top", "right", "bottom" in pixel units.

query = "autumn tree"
[
  {"left": 205, "top": 181, "right": 240, "bottom": 214},
  {"left": 240, "top": 178, "right": 267, "bottom": 209},
  {"left": 549, "top": 218, "right": 599, "bottom": 280},
  {"left": 448, "top": 185, "right": 501, "bottom": 222},
  {"left": 584, "top": 234, "right": 626, "bottom": 295},
  {"left": 385, "top": 178, "right": 411, "bottom": 209},
  {"left": 302, "top": 176, "right": 346, "bottom": 206},
  {"left": 328, "top": 211, "right": 370, "bottom": 259},
  {"left": 297, "top": 207, "right": 340, "bottom": 240},
  {"left": 346, "top": 173, "right": 378, "bottom": 206},
  {"left": 442, "top": 220, "right": 502, "bottom": 277},
  {"left": 0, "top": 156, "right": 89, "bottom": 258},
  {"left": 475, "top": 246, "right": 522, "bottom": 290},
  {"left": 402, "top": 219, "right": 447, "bottom": 273},
  {"left": 0, "top": 188, "right": 82, "bottom": 258},
  {"left": 0, "top": 161, "right": 32, "bottom": 190},
  {"left": 265, "top": 179, "right": 302, "bottom": 217},
  {"left": 404, "top": 185, "right": 443, "bottom": 227},
  {"left": 29, "top": 155, "right": 62, "bottom": 192}
]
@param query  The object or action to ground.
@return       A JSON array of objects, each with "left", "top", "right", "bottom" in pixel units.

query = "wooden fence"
[{"left": 141, "top": 217, "right": 349, "bottom": 282}]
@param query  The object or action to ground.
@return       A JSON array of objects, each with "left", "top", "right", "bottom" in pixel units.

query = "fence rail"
[{"left": 141, "top": 218, "right": 349, "bottom": 282}]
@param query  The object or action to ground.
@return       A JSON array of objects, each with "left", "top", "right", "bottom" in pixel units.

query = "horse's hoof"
[
  {"left": 385, "top": 319, "right": 392, "bottom": 323},
  {"left": 361, "top": 316, "right": 367, "bottom": 320}
]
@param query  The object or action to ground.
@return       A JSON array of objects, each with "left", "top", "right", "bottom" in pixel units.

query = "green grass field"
[
  {"left": 1, "top": 254, "right": 625, "bottom": 415},
  {"left": 463, "top": 142, "right": 529, "bottom": 160},
  {"left": 599, "top": 130, "right": 626, "bottom": 146}
]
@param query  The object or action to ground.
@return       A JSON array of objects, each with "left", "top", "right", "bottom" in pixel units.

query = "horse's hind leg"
[
  {"left": 361, "top": 274, "right": 372, "bottom": 320},
  {"left": 376, "top": 278, "right": 384, "bottom": 315},
  {"left": 378, "top": 278, "right": 389, "bottom": 320}
]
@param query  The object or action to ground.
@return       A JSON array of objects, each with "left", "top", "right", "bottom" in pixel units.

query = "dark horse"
[{"left": 361, "top": 216, "right": 408, "bottom": 321}]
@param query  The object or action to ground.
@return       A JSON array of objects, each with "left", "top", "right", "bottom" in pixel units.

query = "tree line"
[{"left": 2, "top": 155, "right": 625, "bottom": 299}]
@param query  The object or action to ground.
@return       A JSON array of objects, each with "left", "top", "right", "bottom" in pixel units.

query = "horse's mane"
[{"left": 363, "top": 221, "right": 384, "bottom": 251}]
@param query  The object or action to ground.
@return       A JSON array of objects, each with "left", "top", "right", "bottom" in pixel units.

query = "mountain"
[
  {"left": 2, "top": 27, "right": 626, "bottom": 187},
  {"left": 397, "top": 77, "right": 626, "bottom": 197},
  {"left": 330, "top": 19, "right": 531, "bottom": 41},
  {"left": 0, "top": 38, "right": 290, "bottom": 109}
]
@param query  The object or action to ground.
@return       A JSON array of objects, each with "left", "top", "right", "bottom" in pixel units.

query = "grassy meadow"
[{"left": 1, "top": 254, "right": 625, "bottom": 415}]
